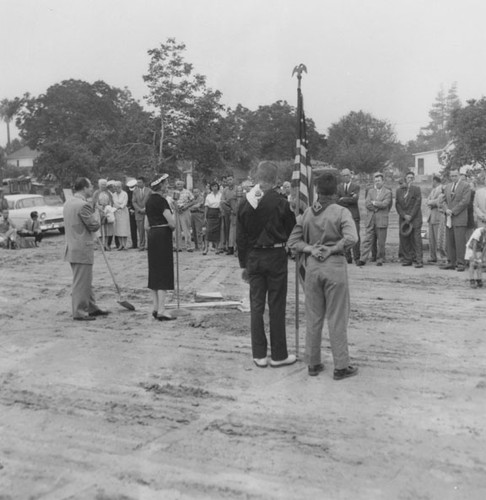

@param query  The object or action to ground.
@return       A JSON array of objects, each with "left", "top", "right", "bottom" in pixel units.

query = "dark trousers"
[
  {"left": 400, "top": 223, "right": 423, "bottom": 264},
  {"left": 190, "top": 211, "right": 204, "bottom": 249},
  {"left": 345, "top": 218, "right": 360, "bottom": 262},
  {"left": 446, "top": 226, "right": 467, "bottom": 267},
  {"left": 129, "top": 213, "right": 138, "bottom": 248},
  {"left": 247, "top": 248, "right": 289, "bottom": 361}
]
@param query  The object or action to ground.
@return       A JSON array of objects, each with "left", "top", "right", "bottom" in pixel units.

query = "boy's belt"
[{"left": 253, "top": 243, "right": 286, "bottom": 249}]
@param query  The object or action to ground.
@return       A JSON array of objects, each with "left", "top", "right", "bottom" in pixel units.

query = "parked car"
[{"left": 4, "top": 194, "right": 65, "bottom": 234}]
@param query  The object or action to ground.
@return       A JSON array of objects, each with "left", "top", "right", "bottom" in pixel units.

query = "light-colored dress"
[{"left": 113, "top": 191, "right": 130, "bottom": 237}]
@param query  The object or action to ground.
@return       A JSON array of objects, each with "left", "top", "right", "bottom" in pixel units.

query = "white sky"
[{"left": 2, "top": 0, "right": 486, "bottom": 147}]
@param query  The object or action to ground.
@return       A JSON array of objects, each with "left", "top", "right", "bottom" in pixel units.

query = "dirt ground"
[{"left": 0, "top": 227, "right": 485, "bottom": 500}]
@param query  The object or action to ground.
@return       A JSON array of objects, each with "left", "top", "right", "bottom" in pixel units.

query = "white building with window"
[
  {"left": 6, "top": 146, "right": 40, "bottom": 171},
  {"left": 412, "top": 149, "right": 443, "bottom": 179}
]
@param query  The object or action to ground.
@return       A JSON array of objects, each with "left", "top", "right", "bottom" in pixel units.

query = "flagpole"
[{"left": 292, "top": 64, "right": 307, "bottom": 360}]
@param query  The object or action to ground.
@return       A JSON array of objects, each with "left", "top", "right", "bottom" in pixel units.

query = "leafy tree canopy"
[
  {"left": 446, "top": 98, "right": 486, "bottom": 169},
  {"left": 325, "top": 110, "right": 396, "bottom": 174},
  {"left": 16, "top": 79, "right": 156, "bottom": 186}
]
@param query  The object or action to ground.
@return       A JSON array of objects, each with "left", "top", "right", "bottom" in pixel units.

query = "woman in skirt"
[
  {"left": 145, "top": 174, "right": 176, "bottom": 321},
  {"left": 203, "top": 181, "right": 222, "bottom": 255}
]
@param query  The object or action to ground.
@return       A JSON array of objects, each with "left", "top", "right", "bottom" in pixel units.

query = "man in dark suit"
[
  {"left": 337, "top": 169, "right": 360, "bottom": 263},
  {"left": 396, "top": 171, "right": 423, "bottom": 268},
  {"left": 126, "top": 178, "right": 138, "bottom": 249},
  {"left": 63, "top": 177, "right": 108, "bottom": 320},
  {"left": 132, "top": 176, "right": 151, "bottom": 251},
  {"left": 440, "top": 167, "right": 471, "bottom": 271}
]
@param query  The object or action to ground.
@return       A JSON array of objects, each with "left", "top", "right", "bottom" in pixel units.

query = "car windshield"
[{"left": 17, "top": 197, "right": 47, "bottom": 209}]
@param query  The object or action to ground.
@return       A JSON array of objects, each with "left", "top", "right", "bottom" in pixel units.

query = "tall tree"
[
  {"left": 143, "top": 38, "right": 224, "bottom": 171},
  {"left": 0, "top": 97, "right": 23, "bottom": 152},
  {"left": 415, "top": 83, "right": 462, "bottom": 151},
  {"left": 325, "top": 110, "right": 396, "bottom": 174}
]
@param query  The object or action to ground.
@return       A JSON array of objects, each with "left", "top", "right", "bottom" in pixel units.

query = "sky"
[{"left": 2, "top": 0, "right": 486, "bottom": 148}]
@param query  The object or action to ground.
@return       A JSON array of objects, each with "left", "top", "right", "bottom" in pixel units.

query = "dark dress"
[{"left": 145, "top": 193, "right": 174, "bottom": 291}]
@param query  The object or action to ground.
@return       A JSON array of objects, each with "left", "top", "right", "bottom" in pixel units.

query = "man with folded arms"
[
  {"left": 440, "top": 167, "right": 471, "bottom": 271},
  {"left": 288, "top": 170, "right": 358, "bottom": 380},
  {"left": 237, "top": 161, "right": 296, "bottom": 369},
  {"left": 357, "top": 172, "right": 392, "bottom": 267},
  {"left": 64, "top": 178, "right": 109, "bottom": 321}
]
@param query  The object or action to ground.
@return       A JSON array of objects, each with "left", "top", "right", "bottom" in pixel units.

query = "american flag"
[
  {"left": 291, "top": 85, "right": 315, "bottom": 214},
  {"left": 291, "top": 85, "right": 315, "bottom": 286}
]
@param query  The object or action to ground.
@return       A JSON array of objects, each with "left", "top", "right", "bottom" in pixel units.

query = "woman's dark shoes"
[
  {"left": 152, "top": 311, "right": 175, "bottom": 321},
  {"left": 308, "top": 363, "right": 324, "bottom": 376},
  {"left": 333, "top": 366, "right": 358, "bottom": 380}
]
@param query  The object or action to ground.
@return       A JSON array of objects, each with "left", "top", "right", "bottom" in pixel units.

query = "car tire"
[{"left": 58, "top": 228, "right": 65, "bottom": 235}]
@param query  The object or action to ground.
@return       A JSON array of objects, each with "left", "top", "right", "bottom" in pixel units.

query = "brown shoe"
[{"left": 308, "top": 363, "right": 324, "bottom": 376}]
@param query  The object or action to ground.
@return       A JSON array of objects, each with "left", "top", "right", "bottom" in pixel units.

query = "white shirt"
[{"left": 204, "top": 192, "right": 222, "bottom": 209}]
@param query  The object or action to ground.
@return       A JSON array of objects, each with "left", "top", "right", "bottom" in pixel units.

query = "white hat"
[
  {"left": 107, "top": 180, "right": 116, "bottom": 186},
  {"left": 150, "top": 173, "right": 169, "bottom": 188},
  {"left": 126, "top": 179, "right": 137, "bottom": 190}
]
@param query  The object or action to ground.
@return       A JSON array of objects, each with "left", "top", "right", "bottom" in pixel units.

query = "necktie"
[
  {"left": 345, "top": 184, "right": 348, "bottom": 195},
  {"left": 452, "top": 183, "right": 456, "bottom": 194}
]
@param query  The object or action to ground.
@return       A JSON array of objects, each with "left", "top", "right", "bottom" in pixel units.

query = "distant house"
[
  {"left": 412, "top": 149, "right": 443, "bottom": 179},
  {"left": 6, "top": 146, "right": 40, "bottom": 171}
]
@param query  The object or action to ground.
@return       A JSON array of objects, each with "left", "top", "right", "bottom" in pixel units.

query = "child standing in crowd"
[{"left": 465, "top": 225, "right": 486, "bottom": 288}]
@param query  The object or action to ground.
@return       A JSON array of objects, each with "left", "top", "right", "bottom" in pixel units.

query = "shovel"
[{"left": 97, "top": 235, "right": 136, "bottom": 311}]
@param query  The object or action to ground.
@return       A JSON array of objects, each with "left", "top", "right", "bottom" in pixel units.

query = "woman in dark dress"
[{"left": 145, "top": 174, "right": 176, "bottom": 321}]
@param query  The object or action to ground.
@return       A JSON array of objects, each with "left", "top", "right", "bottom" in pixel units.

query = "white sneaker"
[
  {"left": 270, "top": 354, "right": 297, "bottom": 368},
  {"left": 253, "top": 358, "right": 268, "bottom": 368}
]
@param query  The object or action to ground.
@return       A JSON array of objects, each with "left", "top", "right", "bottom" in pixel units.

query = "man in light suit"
[
  {"left": 132, "top": 176, "right": 151, "bottom": 251},
  {"left": 396, "top": 171, "right": 423, "bottom": 268},
  {"left": 64, "top": 177, "right": 108, "bottom": 321},
  {"left": 337, "top": 169, "right": 361, "bottom": 263},
  {"left": 357, "top": 172, "right": 392, "bottom": 266},
  {"left": 426, "top": 175, "right": 443, "bottom": 263},
  {"left": 440, "top": 167, "right": 471, "bottom": 271}
]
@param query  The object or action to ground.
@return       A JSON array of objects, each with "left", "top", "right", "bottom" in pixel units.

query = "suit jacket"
[
  {"left": 395, "top": 184, "right": 422, "bottom": 227},
  {"left": 337, "top": 181, "right": 360, "bottom": 220},
  {"left": 474, "top": 186, "right": 486, "bottom": 224},
  {"left": 22, "top": 218, "right": 41, "bottom": 233},
  {"left": 443, "top": 180, "right": 471, "bottom": 227},
  {"left": 427, "top": 185, "right": 443, "bottom": 224},
  {"left": 132, "top": 186, "right": 152, "bottom": 221},
  {"left": 364, "top": 186, "right": 392, "bottom": 228},
  {"left": 63, "top": 193, "right": 100, "bottom": 265}
]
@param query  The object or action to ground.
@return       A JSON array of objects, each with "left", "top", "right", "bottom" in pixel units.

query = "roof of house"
[
  {"left": 412, "top": 149, "right": 444, "bottom": 156},
  {"left": 6, "top": 146, "right": 40, "bottom": 160}
]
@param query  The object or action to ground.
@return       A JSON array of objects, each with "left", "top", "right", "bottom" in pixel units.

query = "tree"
[
  {"left": 415, "top": 83, "right": 462, "bottom": 151},
  {"left": 217, "top": 100, "right": 327, "bottom": 173},
  {"left": 325, "top": 111, "right": 396, "bottom": 174},
  {"left": 0, "top": 97, "right": 23, "bottom": 152},
  {"left": 143, "top": 38, "right": 224, "bottom": 171},
  {"left": 16, "top": 79, "right": 156, "bottom": 185},
  {"left": 446, "top": 98, "right": 486, "bottom": 169}
]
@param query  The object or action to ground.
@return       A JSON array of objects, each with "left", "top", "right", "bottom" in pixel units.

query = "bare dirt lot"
[{"left": 0, "top": 229, "right": 485, "bottom": 500}]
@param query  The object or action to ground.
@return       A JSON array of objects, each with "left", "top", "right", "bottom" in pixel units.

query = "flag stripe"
[{"left": 292, "top": 87, "right": 315, "bottom": 215}]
